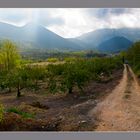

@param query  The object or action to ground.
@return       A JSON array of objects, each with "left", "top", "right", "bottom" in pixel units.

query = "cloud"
[
  {"left": 0, "top": 8, "right": 140, "bottom": 38},
  {"left": 47, "top": 8, "right": 134, "bottom": 38},
  {"left": 80, "top": 9, "right": 140, "bottom": 30},
  {"left": 102, "top": 9, "right": 140, "bottom": 28},
  {"left": 37, "top": 9, "right": 65, "bottom": 26},
  {"left": 40, "top": 16, "right": 64, "bottom": 26},
  {"left": 0, "top": 8, "right": 65, "bottom": 27},
  {"left": 86, "top": 8, "right": 131, "bottom": 19},
  {"left": 46, "top": 9, "right": 93, "bottom": 38},
  {"left": 0, "top": 9, "right": 30, "bottom": 25}
]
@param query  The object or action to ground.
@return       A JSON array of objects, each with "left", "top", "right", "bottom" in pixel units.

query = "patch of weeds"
[
  {"left": 129, "top": 76, "right": 133, "bottom": 81},
  {"left": 124, "top": 94, "right": 130, "bottom": 99},
  {"left": 6, "top": 107, "right": 35, "bottom": 119},
  {"left": 0, "top": 103, "right": 4, "bottom": 122}
]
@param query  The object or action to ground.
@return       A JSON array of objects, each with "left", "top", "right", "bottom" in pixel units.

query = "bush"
[
  {"left": 47, "top": 58, "right": 59, "bottom": 63},
  {"left": 126, "top": 41, "right": 140, "bottom": 75},
  {"left": 64, "top": 57, "right": 77, "bottom": 62}
]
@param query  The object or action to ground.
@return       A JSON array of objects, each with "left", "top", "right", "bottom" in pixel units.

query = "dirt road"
[{"left": 89, "top": 64, "right": 140, "bottom": 131}]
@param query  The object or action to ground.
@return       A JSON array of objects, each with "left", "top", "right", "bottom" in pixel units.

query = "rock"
[
  {"left": 79, "top": 96, "right": 87, "bottom": 100},
  {"left": 78, "top": 120, "right": 87, "bottom": 124},
  {"left": 81, "top": 120, "right": 87, "bottom": 123}
]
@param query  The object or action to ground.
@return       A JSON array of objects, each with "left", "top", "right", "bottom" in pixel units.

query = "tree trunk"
[
  {"left": 122, "top": 56, "right": 125, "bottom": 64},
  {"left": 35, "top": 80, "right": 38, "bottom": 87},
  {"left": 17, "top": 82, "right": 21, "bottom": 98},
  {"left": 17, "top": 88, "right": 21, "bottom": 98},
  {"left": 68, "top": 87, "right": 73, "bottom": 94},
  {"left": 8, "top": 87, "right": 11, "bottom": 93}
]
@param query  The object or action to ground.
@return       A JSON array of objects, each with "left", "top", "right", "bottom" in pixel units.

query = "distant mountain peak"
[{"left": 98, "top": 36, "right": 133, "bottom": 53}]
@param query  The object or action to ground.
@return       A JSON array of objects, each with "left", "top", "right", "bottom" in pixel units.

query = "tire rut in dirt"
[{"left": 124, "top": 65, "right": 134, "bottom": 99}]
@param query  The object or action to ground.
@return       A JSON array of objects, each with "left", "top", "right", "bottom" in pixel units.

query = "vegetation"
[
  {"left": 21, "top": 48, "right": 107, "bottom": 61},
  {"left": 0, "top": 40, "right": 21, "bottom": 71},
  {"left": 47, "top": 58, "right": 59, "bottom": 63},
  {"left": 6, "top": 107, "right": 35, "bottom": 119},
  {"left": 47, "top": 57, "right": 122, "bottom": 94},
  {"left": 125, "top": 41, "right": 140, "bottom": 76},
  {"left": 0, "top": 39, "right": 123, "bottom": 97},
  {"left": 0, "top": 104, "right": 4, "bottom": 122},
  {"left": 0, "top": 40, "right": 21, "bottom": 94}
]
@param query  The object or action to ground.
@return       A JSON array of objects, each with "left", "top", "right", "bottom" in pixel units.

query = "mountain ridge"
[
  {"left": 0, "top": 22, "right": 140, "bottom": 53},
  {"left": 0, "top": 22, "right": 82, "bottom": 51},
  {"left": 97, "top": 36, "right": 133, "bottom": 53}
]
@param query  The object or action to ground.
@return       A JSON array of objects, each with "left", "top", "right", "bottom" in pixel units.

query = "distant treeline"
[{"left": 20, "top": 49, "right": 108, "bottom": 61}]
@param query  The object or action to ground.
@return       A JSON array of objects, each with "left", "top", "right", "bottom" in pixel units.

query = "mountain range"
[
  {"left": 0, "top": 22, "right": 140, "bottom": 53},
  {"left": 71, "top": 28, "right": 140, "bottom": 52},
  {"left": 0, "top": 22, "right": 81, "bottom": 52}
]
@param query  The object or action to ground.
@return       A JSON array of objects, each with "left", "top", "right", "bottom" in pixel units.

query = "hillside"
[
  {"left": 73, "top": 28, "right": 140, "bottom": 51},
  {"left": 97, "top": 36, "right": 133, "bottom": 53},
  {"left": 0, "top": 22, "right": 81, "bottom": 51}
]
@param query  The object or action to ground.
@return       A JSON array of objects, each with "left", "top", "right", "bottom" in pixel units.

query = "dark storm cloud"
[
  {"left": 110, "top": 9, "right": 128, "bottom": 15},
  {"left": 87, "top": 8, "right": 131, "bottom": 19}
]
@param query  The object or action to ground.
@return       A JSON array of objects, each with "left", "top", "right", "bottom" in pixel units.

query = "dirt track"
[{"left": 89, "top": 64, "right": 140, "bottom": 131}]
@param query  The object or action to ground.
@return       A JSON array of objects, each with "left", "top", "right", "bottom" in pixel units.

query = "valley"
[{"left": 0, "top": 8, "right": 140, "bottom": 132}]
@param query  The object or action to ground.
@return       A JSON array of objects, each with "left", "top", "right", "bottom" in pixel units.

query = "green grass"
[{"left": 6, "top": 107, "right": 35, "bottom": 119}]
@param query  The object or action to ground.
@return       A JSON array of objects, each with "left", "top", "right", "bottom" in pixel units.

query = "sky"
[{"left": 0, "top": 8, "right": 140, "bottom": 38}]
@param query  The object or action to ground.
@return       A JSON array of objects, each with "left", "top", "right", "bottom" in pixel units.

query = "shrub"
[
  {"left": 47, "top": 58, "right": 59, "bottom": 63},
  {"left": 64, "top": 57, "right": 77, "bottom": 62}
]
